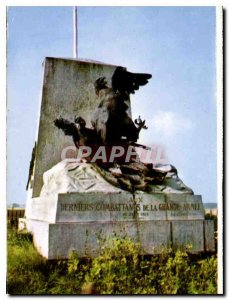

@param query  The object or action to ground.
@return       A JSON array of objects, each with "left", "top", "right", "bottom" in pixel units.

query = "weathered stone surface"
[
  {"left": 138, "top": 221, "right": 171, "bottom": 253},
  {"left": 165, "top": 194, "right": 205, "bottom": 220},
  {"left": 26, "top": 219, "right": 50, "bottom": 257},
  {"left": 57, "top": 193, "right": 167, "bottom": 223},
  {"left": 48, "top": 221, "right": 139, "bottom": 259},
  {"left": 32, "top": 59, "right": 128, "bottom": 197},
  {"left": 40, "top": 159, "right": 124, "bottom": 197},
  {"left": 172, "top": 220, "right": 204, "bottom": 252},
  {"left": 128, "top": 193, "right": 167, "bottom": 221},
  {"left": 39, "top": 159, "right": 194, "bottom": 201},
  {"left": 149, "top": 164, "right": 194, "bottom": 194},
  {"left": 27, "top": 219, "right": 214, "bottom": 259},
  {"left": 26, "top": 191, "right": 214, "bottom": 258},
  {"left": 204, "top": 220, "right": 216, "bottom": 252},
  {"left": 26, "top": 192, "right": 205, "bottom": 223},
  {"left": 26, "top": 196, "right": 58, "bottom": 223}
]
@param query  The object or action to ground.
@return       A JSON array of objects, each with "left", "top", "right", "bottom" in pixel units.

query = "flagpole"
[{"left": 73, "top": 6, "right": 78, "bottom": 58}]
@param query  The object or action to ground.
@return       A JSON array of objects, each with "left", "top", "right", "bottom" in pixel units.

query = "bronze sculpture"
[
  {"left": 91, "top": 67, "right": 151, "bottom": 144},
  {"left": 54, "top": 66, "right": 192, "bottom": 194},
  {"left": 55, "top": 66, "right": 151, "bottom": 147}
]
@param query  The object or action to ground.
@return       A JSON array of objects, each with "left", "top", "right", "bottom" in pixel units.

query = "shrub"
[
  {"left": 187, "top": 256, "right": 218, "bottom": 294},
  {"left": 82, "top": 237, "right": 141, "bottom": 294}
]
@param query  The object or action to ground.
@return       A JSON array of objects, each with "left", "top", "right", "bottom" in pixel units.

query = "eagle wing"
[
  {"left": 112, "top": 66, "right": 152, "bottom": 95},
  {"left": 54, "top": 117, "right": 79, "bottom": 145}
]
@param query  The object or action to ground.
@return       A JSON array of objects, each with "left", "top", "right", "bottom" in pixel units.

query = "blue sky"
[{"left": 7, "top": 6, "right": 216, "bottom": 205}]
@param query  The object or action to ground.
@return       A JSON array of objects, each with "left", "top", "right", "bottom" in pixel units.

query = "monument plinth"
[
  {"left": 26, "top": 158, "right": 215, "bottom": 259},
  {"left": 25, "top": 58, "right": 215, "bottom": 259},
  {"left": 26, "top": 191, "right": 214, "bottom": 259}
]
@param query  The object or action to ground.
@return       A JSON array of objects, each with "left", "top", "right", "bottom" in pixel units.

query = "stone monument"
[{"left": 25, "top": 58, "right": 215, "bottom": 259}]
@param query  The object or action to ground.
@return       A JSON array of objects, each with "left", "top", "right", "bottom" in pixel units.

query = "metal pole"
[{"left": 73, "top": 6, "right": 78, "bottom": 58}]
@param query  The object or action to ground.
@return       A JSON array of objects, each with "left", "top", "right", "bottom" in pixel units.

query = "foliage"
[
  {"left": 7, "top": 228, "right": 80, "bottom": 295},
  {"left": 7, "top": 227, "right": 218, "bottom": 295},
  {"left": 7, "top": 228, "right": 47, "bottom": 294}
]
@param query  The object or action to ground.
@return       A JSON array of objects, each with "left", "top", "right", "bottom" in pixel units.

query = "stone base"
[
  {"left": 26, "top": 192, "right": 215, "bottom": 259},
  {"left": 26, "top": 219, "right": 215, "bottom": 259}
]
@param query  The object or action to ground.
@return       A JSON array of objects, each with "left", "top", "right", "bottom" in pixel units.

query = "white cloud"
[{"left": 151, "top": 111, "right": 193, "bottom": 138}]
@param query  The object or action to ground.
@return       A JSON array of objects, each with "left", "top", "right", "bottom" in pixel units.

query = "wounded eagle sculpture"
[
  {"left": 53, "top": 66, "right": 193, "bottom": 194},
  {"left": 91, "top": 66, "right": 151, "bottom": 144},
  {"left": 55, "top": 66, "right": 151, "bottom": 147}
]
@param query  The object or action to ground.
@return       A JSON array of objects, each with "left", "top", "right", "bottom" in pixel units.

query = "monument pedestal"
[{"left": 26, "top": 192, "right": 215, "bottom": 259}]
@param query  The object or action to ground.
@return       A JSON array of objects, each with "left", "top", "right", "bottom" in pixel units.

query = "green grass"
[
  {"left": 7, "top": 227, "right": 218, "bottom": 295},
  {"left": 7, "top": 228, "right": 82, "bottom": 295}
]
